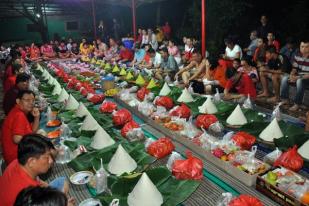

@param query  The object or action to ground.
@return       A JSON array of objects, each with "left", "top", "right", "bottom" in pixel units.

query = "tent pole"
[
  {"left": 91, "top": 0, "right": 97, "bottom": 39},
  {"left": 132, "top": 0, "right": 137, "bottom": 41},
  {"left": 201, "top": 0, "right": 206, "bottom": 57}
]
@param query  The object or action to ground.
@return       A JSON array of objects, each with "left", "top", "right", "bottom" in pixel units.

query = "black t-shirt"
[
  {"left": 58, "top": 45, "right": 68, "bottom": 53},
  {"left": 71, "top": 47, "right": 79, "bottom": 55},
  {"left": 267, "top": 54, "right": 291, "bottom": 73}
]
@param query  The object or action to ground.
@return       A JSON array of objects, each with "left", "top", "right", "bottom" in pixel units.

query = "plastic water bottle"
[
  {"left": 46, "top": 106, "right": 53, "bottom": 122},
  {"left": 95, "top": 159, "right": 108, "bottom": 194}
]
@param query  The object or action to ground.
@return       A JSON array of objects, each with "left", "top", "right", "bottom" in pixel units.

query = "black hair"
[
  {"left": 16, "top": 90, "right": 35, "bottom": 100},
  {"left": 285, "top": 37, "right": 295, "bottom": 44},
  {"left": 16, "top": 73, "right": 31, "bottom": 84},
  {"left": 148, "top": 48, "right": 155, "bottom": 54},
  {"left": 208, "top": 56, "right": 219, "bottom": 69},
  {"left": 224, "top": 38, "right": 234, "bottom": 45},
  {"left": 301, "top": 39, "right": 309, "bottom": 44},
  {"left": 12, "top": 63, "right": 23, "bottom": 74},
  {"left": 18, "top": 134, "right": 55, "bottom": 165},
  {"left": 241, "top": 56, "right": 253, "bottom": 65},
  {"left": 14, "top": 186, "right": 67, "bottom": 206},
  {"left": 233, "top": 58, "right": 241, "bottom": 64},
  {"left": 160, "top": 47, "right": 168, "bottom": 53},
  {"left": 266, "top": 45, "right": 277, "bottom": 54}
]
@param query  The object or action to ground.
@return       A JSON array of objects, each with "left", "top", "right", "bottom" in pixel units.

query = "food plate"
[
  {"left": 70, "top": 171, "right": 93, "bottom": 185},
  {"left": 46, "top": 119, "right": 62, "bottom": 127},
  {"left": 79, "top": 198, "right": 102, "bottom": 206},
  {"left": 47, "top": 129, "right": 61, "bottom": 139}
]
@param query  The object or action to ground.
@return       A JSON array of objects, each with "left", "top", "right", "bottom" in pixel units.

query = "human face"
[
  {"left": 183, "top": 37, "right": 187, "bottom": 44},
  {"left": 250, "top": 32, "right": 256, "bottom": 40},
  {"left": 267, "top": 33, "right": 274, "bottom": 41},
  {"left": 186, "top": 39, "right": 192, "bottom": 46},
  {"left": 109, "top": 38, "right": 115, "bottom": 46},
  {"left": 142, "top": 30, "right": 147, "bottom": 35},
  {"left": 17, "top": 81, "right": 30, "bottom": 91},
  {"left": 260, "top": 15, "right": 267, "bottom": 25},
  {"left": 191, "top": 53, "right": 201, "bottom": 62},
  {"left": 168, "top": 41, "right": 174, "bottom": 47},
  {"left": 233, "top": 60, "right": 240, "bottom": 69},
  {"left": 257, "top": 38, "right": 263, "bottom": 47},
  {"left": 240, "top": 60, "right": 248, "bottom": 67},
  {"left": 17, "top": 93, "right": 35, "bottom": 113},
  {"left": 30, "top": 150, "right": 54, "bottom": 175},
  {"left": 82, "top": 39, "right": 86, "bottom": 43},
  {"left": 160, "top": 51, "right": 168, "bottom": 59},
  {"left": 300, "top": 42, "right": 309, "bottom": 56}
]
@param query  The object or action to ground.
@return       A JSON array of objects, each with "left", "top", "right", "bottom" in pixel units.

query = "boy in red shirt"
[
  {"left": 116, "top": 43, "right": 134, "bottom": 64},
  {"left": 2, "top": 90, "right": 40, "bottom": 164}
]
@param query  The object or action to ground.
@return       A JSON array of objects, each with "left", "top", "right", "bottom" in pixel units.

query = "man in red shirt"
[
  {"left": 2, "top": 90, "right": 40, "bottom": 164},
  {"left": 0, "top": 134, "right": 55, "bottom": 206},
  {"left": 116, "top": 44, "right": 134, "bottom": 64},
  {"left": 3, "top": 63, "right": 23, "bottom": 93},
  {"left": 3, "top": 73, "right": 30, "bottom": 115}
]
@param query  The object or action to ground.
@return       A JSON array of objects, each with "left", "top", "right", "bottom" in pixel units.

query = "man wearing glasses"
[{"left": 2, "top": 90, "right": 40, "bottom": 165}]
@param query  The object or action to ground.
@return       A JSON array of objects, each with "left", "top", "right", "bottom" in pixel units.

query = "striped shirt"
[{"left": 293, "top": 53, "right": 309, "bottom": 74}]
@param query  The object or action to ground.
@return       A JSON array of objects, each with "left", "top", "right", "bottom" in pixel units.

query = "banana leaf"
[
  {"left": 167, "top": 87, "right": 182, "bottom": 102},
  {"left": 57, "top": 111, "right": 76, "bottom": 123},
  {"left": 39, "top": 84, "right": 54, "bottom": 94},
  {"left": 67, "top": 142, "right": 155, "bottom": 172},
  {"left": 96, "top": 166, "right": 200, "bottom": 206},
  {"left": 32, "top": 69, "right": 43, "bottom": 76}
]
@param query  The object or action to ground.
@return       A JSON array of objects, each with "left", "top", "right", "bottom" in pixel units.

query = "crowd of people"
[{"left": 0, "top": 14, "right": 308, "bottom": 205}]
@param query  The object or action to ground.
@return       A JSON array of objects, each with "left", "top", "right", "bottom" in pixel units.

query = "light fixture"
[{"left": 36, "top": 13, "right": 41, "bottom": 18}]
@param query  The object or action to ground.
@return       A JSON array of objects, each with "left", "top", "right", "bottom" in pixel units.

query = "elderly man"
[
  {"left": 2, "top": 90, "right": 40, "bottom": 164},
  {"left": 280, "top": 40, "right": 309, "bottom": 111}
]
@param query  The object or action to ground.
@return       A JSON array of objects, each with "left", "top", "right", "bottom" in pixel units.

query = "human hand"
[
  {"left": 67, "top": 197, "right": 76, "bottom": 206},
  {"left": 32, "top": 107, "right": 40, "bottom": 118},
  {"left": 289, "top": 75, "right": 298, "bottom": 83}
]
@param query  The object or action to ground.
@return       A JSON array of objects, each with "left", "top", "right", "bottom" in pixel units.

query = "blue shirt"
[{"left": 134, "top": 49, "right": 146, "bottom": 64}]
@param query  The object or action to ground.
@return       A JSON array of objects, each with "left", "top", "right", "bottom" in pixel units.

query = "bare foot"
[
  {"left": 257, "top": 92, "right": 270, "bottom": 98},
  {"left": 266, "top": 96, "right": 279, "bottom": 103},
  {"left": 289, "top": 104, "right": 300, "bottom": 112}
]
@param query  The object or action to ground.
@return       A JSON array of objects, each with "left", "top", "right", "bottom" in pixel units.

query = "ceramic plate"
[{"left": 70, "top": 171, "right": 93, "bottom": 185}]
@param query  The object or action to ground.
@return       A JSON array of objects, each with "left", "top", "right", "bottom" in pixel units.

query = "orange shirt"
[
  {"left": 30, "top": 46, "right": 41, "bottom": 59},
  {"left": 0, "top": 160, "right": 40, "bottom": 206},
  {"left": 2, "top": 105, "right": 33, "bottom": 164},
  {"left": 210, "top": 65, "right": 227, "bottom": 88}
]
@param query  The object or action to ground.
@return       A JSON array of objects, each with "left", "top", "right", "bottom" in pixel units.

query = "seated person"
[
  {"left": 4, "top": 63, "right": 23, "bottom": 93},
  {"left": 176, "top": 50, "right": 204, "bottom": 86},
  {"left": 139, "top": 47, "right": 161, "bottom": 70},
  {"left": 224, "top": 57, "right": 257, "bottom": 100},
  {"left": 243, "top": 30, "right": 258, "bottom": 58},
  {"left": 80, "top": 42, "right": 92, "bottom": 58},
  {"left": 70, "top": 42, "right": 80, "bottom": 58},
  {"left": 253, "top": 37, "right": 267, "bottom": 63},
  {"left": 15, "top": 186, "right": 74, "bottom": 206},
  {"left": 138, "top": 44, "right": 152, "bottom": 68},
  {"left": 94, "top": 38, "right": 108, "bottom": 58},
  {"left": 3, "top": 73, "right": 30, "bottom": 115},
  {"left": 79, "top": 38, "right": 87, "bottom": 51},
  {"left": 220, "top": 37, "right": 242, "bottom": 68},
  {"left": 58, "top": 41, "right": 71, "bottom": 59},
  {"left": 40, "top": 42, "right": 56, "bottom": 60},
  {"left": 168, "top": 40, "right": 181, "bottom": 65},
  {"left": 0, "top": 134, "right": 71, "bottom": 206},
  {"left": 2, "top": 90, "right": 40, "bottom": 164},
  {"left": 280, "top": 37, "right": 297, "bottom": 64},
  {"left": 267, "top": 32, "right": 280, "bottom": 53},
  {"left": 155, "top": 47, "right": 178, "bottom": 80},
  {"left": 182, "top": 37, "right": 194, "bottom": 65},
  {"left": 129, "top": 43, "right": 146, "bottom": 66},
  {"left": 105, "top": 38, "right": 119, "bottom": 61},
  {"left": 115, "top": 43, "right": 134, "bottom": 64},
  {"left": 29, "top": 43, "right": 42, "bottom": 61},
  {"left": 280, "top": 40, "right": 309, "bottom": 111},
  {"left": 258, "top": 46, "right": 291, "bottom": 102}
]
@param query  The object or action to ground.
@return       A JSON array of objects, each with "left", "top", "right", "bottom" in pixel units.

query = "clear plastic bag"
[
  {"left": 138, "top": 99, "right": 155, "bottom": 116},
  {"left": 166, "top": 151, "right": 183, "bottom": 171},
  {"left": 243, "top": 94, "right": 253, "bottom": 109},
  {"left": 271, "top": 102, "right": 282, "bottom": 121},
  {"left": 213, "top": 88, "right": 221, "bottom": 103},
  {"left": 144, "top": 138, "right": 155, "bottom": 149},
  {"left": 208, "top": 121, "right": 224, "bottom": 136},
  {"left": 216, "top": 192, "right": 233, "bottom": 206},
  {"left": 126, "top": 128, "right": 145, "bottom": 142},
  {"left": 263, "top": 147, "right": 282, "bottom": 165},
  {"left": 119, "top": 89, "right": 132, "bottom": 101},
  {"left": 180, "top": 116, "right": 199, "bottom": 139}
]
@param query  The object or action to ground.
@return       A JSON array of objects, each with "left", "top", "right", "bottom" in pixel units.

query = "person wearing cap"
[{"left": 3, "top": 73, "right": 30, "bottom": 115}]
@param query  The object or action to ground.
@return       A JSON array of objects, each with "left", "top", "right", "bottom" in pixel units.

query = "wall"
[{"left": 0, "top": 15, "right": 92, "bottom": 45}]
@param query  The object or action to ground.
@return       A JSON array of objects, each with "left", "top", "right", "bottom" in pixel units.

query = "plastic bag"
[
  {"left": 172, "top": 151, "right": 203, "bottom": 180},
  {"left": 208, "top": 121, "right": 224, "bottom": 136},
  {"left": 274, "top": 145, "right": 304, "bottom": 172},
  {"left": 271, "top": 102, "right": 282, "bottom": 121},
  {"left": 126, "top": 128, "right": 145, "bottom": 142},
  {"left": 243, "top": 94, "right": 253, "bottom": 110},
  {"left": 138, "top": 99, "right": 155, "bottom": 116},
  {"left": 119, "top": 89, "right": 132, "bottom": 101},
  {"left": 87, "top": 93, "right": 105, "bottom": 104},
  {"left": 121, "top": 121, "right": 140, "bottom": 137},
  {"left": 231, "top": 132, "right": 256, "bottom": 150},
  {"left": 180, "top": 116, "right": 200, "bottom": 139},
  {"left": 147, "top": 137, "right": 175, "bottom": 159},
  {"left": 228, "top": 194, "right": 264, "bottom": 206},
  {"left": 169, "top": 103, "right": 191, "bottom": 120},
  {"left": 166, "top": 152, "right": 183, "bottom": 171},
  {"left": 195, "top": 114, "right": 218, "bottom": 129},
  {"left": 136, "top": 87, "right": 150, "bottom": 101},
  {"left": 263, "top": 147, "right": 282, "bottom": 165},
  {"left": 112, "top": 109, "right": 132, "bottom": 126},
  {"left": 216, "top": 192, "right": 233, "bottom": 206},
  {"left": 100, "top": 101, "right": 117, "bottom": 113},
  {"left": 154, "top": 96, "right": 174, "bottom": 110},
  {"left": 80, "top": 87, "right": 88, "bottom": 97},
  {"left": 213, "top": 88, "right": 221, "bottom": 103}
]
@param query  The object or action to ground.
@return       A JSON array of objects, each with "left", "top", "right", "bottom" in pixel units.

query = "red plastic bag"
[
  {"left": 100, "top": 101, "right": 117, "bottom": 113},
  {"left": 274, "top": 145, "right": 304, "bottom": 172},
  {"left": 88, "top": 94, "right": 105, "bottom": 104},
  {"left": 112, "top": 108, "right": 132, "bottom": 126},
  {"left": 147, "top": 137, "right": 175, "bottom": 159},
  {"left": 136, "top": 87, "right": 150, "bottom": 101},
  {"left": 121, "top": 121, "right": 140, "bottom": 137},
  {"left": 195, "top": 114, "right": 218, "bottom": 129},
  {"left": 228, "top": 194, "right": 264, "bottom": 206},
  {"left": 169, "top": 103, "right": 191, "bottom": 119},
  {"left": 155, "top": 96, "right": 174, "bottom": 110},
  {"left": 80, "top": 87, "right": 88, "bottom": 97},
  {"left": 172, "top": 151, "right": 203, "bottom": 180},
  {"left": 231, "top": 132, "right": 256, "bottom": 150}
]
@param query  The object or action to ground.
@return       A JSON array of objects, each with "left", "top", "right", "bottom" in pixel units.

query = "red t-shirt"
[
  {"left": 143, "top": 53, "right": 151, "bottom": 64},
  {"left": 4, "top": 75, "right": 16, "bottom": 93},
  {"left": 120, "top": 49, "right": 133, "bottom": 61},
  {"left": 0, "top": 160, "right": 40, "bottom": 206},
  {"left": 2, "top": 105, "right": 33, "bottom": 164}
]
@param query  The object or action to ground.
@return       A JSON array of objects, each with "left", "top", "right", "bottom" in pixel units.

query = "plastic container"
[{"left": 102, "top": 76, "right": 115, "bottom": 91}]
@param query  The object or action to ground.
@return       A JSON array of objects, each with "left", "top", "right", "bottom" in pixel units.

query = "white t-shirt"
[
  {"left": 152, "top": 52, "right": 162, "bottom": 67},
  {"left": 225, "top": 44, "right": 242, "bottom": 59}
]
